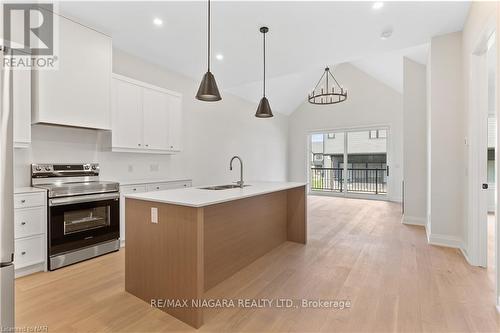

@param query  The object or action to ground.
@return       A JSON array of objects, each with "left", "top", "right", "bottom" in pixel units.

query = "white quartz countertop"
[
  {"left": 124, "top": 182, "right": 306, "bottom": 207},
  {"left": 15, "top": 187, "right": 47, "bottom": 194},
  {"left": 117, "top": 178, "right": 192, "bottom": 186}
]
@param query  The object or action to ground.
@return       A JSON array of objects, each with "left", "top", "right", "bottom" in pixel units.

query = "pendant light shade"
[
  {"left": 256, "top": 97, "right": 273, "bottom": 118},
  {"left": 196, "top": 71, "right": 221, "bottom": 101},
  {"left": 255, "top": 26, "right": 273, "bottom": 118},
  {"left": 196, "top": 0, "right": 221, "bottom": 102}
]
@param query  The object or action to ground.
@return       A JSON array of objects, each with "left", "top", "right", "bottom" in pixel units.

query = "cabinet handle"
[
  {"left": 170, "top": 145, "right": 173, "bottom": 149},
  {"left": 138, "top": 143, "right": 141, "bottom": 147},
  {"left": 156, "top": 186, "right": 160, "bottom": 190},
  {"left": 21, "top": 251, "right": 26, "bottom": 255},
  {"left": 145, "top": 144, "right": 149, "bottom": 147},
  {"left": 21, "top": 221, "right": 26, "bottom": 225},
  {"left": 133, "top": 188, "right": 137, "bottom": 191},
  {"left": 21, "top": 199, "right": 26, "bottom": 203}
]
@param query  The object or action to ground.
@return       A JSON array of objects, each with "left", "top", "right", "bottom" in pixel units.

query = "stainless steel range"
[{"left": 32, "top": 163, "right": 120, "bottom": 270}]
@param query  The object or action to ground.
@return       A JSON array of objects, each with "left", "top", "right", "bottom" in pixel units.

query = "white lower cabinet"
[
  {"left": 14, "top": 236, "right": 45, "bottom": 269},
  {"left": 14, "top": 190, "right": 47, "bottom": 278},
  {"left": 14, "top": 207, "right": 45, "bottom": 238},
  {"left": 146, "top": 181, "right": 191, "bottom": 192},
  {"left": 119, "top": 180, "right": 191, "bottom": 245}
]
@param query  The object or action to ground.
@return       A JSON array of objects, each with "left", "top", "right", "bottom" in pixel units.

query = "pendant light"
[
  {"left": 196, "top": 0, "right": 221, "bottom": 101},
  {"left": 255, "top": 26, "right": 273, "bottom": 118},
  {"left": 308, "top": 67, "right": 347, "bottom": 105}
]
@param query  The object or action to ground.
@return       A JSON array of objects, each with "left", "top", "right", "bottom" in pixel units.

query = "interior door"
[
  {"left": 111, "top": 78, "right": 143, "bottom": 149},
  {"left": 143, "top": 88, "right": 170, "bottom": 150}
]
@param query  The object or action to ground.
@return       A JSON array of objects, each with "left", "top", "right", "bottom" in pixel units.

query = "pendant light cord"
[
  {"left": 263, "top": 30, "right": 266, "bottom": 97},
  {"left": 207, "top": 0, "right": 211, "bottom": 72}
]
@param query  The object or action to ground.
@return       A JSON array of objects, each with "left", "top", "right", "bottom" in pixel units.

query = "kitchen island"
[{"left": 124, "top": 182, "right": 307, "bottom": 328}]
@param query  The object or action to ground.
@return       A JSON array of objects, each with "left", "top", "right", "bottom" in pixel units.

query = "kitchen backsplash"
[{"left": 14, "top": 124, "right": 187, "bottom": 187}]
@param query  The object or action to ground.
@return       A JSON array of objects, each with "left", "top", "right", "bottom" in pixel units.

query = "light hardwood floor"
[{"left": 16, "top": 196, "right": 500, "bottom": 332}]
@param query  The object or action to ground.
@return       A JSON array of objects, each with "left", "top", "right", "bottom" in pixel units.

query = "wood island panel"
[
  {"left": 125, "top": 198, "right": 204, "bottom": 328},
  {"left": 125, "top": 185, "right": 307, "bottom": 329},
  {"left": 287, "top": 185, "right": 307, "bottom": 243},
  {"left": 203, "top": 191, "right": 288, "bottom": 290}
]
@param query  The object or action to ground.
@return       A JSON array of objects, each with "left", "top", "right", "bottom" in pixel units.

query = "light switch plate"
[{"left": 151, "top": 207, "right": 158, "bottom": 224}]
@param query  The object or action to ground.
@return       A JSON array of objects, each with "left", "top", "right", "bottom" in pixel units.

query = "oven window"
[{"left": 64, "top": 207, "right": 110, "bottom": 235}]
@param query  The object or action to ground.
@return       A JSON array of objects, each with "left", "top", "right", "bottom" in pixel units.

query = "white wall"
[
  {"left": 460, "top": 1, "right": 499, "bottom": 306},
  {"left": 14, "top": 49, "right": 289, "bottom": 187},
  {"left": 426, "top": 32, "right": 465, "bottom": 245},
  {"left": 403, "top": 58, "right": 427, "bottom": 226},
  {"left": 288, "top": 63, "right": 403, "bottom": 202},
  {"left": 461, "top": 1, "right": 497, "bottom": 261}
]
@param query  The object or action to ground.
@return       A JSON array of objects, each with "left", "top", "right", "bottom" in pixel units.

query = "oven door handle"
[{"left": 49, "top": 192, "right": 120, "bottom": 206}]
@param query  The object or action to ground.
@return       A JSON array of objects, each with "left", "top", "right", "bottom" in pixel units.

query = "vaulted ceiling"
[{"left": 59, "top": 1, "right": 470, "bottom": 115}]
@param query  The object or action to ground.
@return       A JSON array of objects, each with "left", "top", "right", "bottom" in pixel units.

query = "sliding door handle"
[{"left": 482, "top": 183, "right": 489, "bottom": 189}]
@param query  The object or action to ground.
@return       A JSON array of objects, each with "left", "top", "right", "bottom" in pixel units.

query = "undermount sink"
[{"left": 200, "top": 184, "right": 251, "bottom": 190}]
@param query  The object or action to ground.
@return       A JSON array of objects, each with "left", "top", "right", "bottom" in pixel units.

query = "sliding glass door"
[
  {"left": 310, "top": 132, "right": 345, "bottom": 192},
  {"left": 309, "top": 128, "right": 388, "bottom": 197},
  {"left": 346, "top": 129, "right": 387, "bottom": 194}
]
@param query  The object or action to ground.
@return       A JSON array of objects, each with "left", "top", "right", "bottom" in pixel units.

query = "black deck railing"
[{"left": 310, "top": 167, "right": 387, "bottom": 194}]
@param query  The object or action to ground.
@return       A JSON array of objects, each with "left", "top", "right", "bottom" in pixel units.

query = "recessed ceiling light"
[
  {"left": 153, "top": 18, "right": 163, "bottom": 26},
  {"left": 372, "top": 2, "right": 384, "bottom": 10},
  {"left": 215, "top": 54, "right": 224, "bottom": 61},
  {"left": 380, "top": 28, "right": 393, "bottom": 40}
]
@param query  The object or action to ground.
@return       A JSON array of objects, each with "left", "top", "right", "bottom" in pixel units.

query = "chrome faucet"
[{"left": 229, "top": 156, "right": 244, "bottom": 188}]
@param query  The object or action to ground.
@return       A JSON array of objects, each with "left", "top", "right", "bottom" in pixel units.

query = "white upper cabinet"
[
  {"left": 168, "top": 96, "right": 183, "bottom": 151},
  {"left": 143, "top": 88, "right": 170, "bottom": 151},
  {"left": 13, "top": 69, "right": 31, "bottom": 148},
  {"left": 111, "top": 74, "right": 183, "bottom": 154},
  {"left": 111, "top": 78, "right": 143, "bottom": 149},
  {"left": 31, "top": 14, "right": 112, "bottom": 130}
]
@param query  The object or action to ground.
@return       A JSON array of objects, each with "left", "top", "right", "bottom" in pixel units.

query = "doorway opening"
[{"left": 308, "top": 127, "right": 389, "bottom": 199}]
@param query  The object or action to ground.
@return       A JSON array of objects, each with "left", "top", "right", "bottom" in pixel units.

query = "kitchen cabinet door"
[
  {"left": 119, "top": 185, "right": 147, "bottom": 243},
  {"left": 111, "top": 78, "right": 143, "bottom": 149},
  {"left": 32, "top": 14, "right": 111, "bottom": 129},
  {"left": 142, "top": 88, "right": 170, "bottom": 151},
  {"left": 168, "top": 95, "right": 183, "bottom": 151},
  {"left": 13, "top": 69, "right": 31, "bottom": 148}
]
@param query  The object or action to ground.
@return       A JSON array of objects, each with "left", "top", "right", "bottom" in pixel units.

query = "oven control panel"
[{"left": 31, "top": 163, "right": 100, "bottom": 177}]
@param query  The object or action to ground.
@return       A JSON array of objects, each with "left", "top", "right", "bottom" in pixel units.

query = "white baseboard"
[
  {"left": 120, "top": 239, "right": 125, "bottom": 248},
  {"left": 459, "top": 247, "right": 474, "bottom": 265},
  {"left": 427, "top": 232, "right": 464, "bottom": 249},
  {"left": 402, "top": 215, "right": 426, "bottom": 226},
  {"left": 15, "top": 263, "right": 45, "bottom": 278}
]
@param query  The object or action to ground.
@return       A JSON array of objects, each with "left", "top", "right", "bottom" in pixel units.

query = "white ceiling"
[
  {"left": 351, "top": 43, "right": 429, "bottom": 94},
  {"left": 58, "top": 1, "right": 470, "bottom": 115}
]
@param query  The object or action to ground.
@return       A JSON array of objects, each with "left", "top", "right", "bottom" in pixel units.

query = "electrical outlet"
[{"left": 151, "top": 207, "right": 158, "bottom": 224}]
